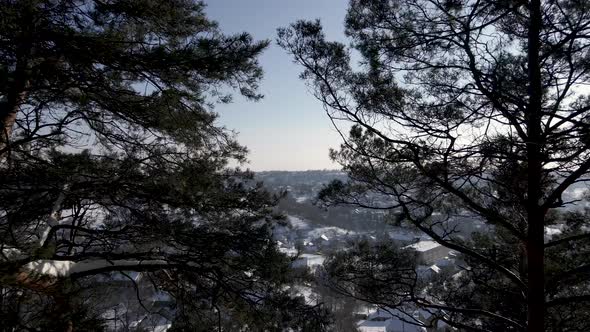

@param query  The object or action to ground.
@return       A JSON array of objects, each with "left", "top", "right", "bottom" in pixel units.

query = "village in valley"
[
  {"left": 260, "top": 170, "right": 586, "bottom": 332},
  {"left": 262, "top": 171, "right": 463, "bottom": 332},
  {"left": 3, "top": 1, "right": 590, "bottom": 330}
]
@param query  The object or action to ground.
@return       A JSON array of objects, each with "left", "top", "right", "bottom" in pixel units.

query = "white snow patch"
[
  {"left": 23, "top": 259, "right": 169, "bottom": 277},
  {"left": 2, "top": 248, "right": 24, "bottom": 259},
  {"left": 287, "top": 216, "right": 310, "bottom": 229},
  {"left": 307, "top": 226, "right": 353, "bottom": 238},
  {"left": 292, "top": 285, "right": 316, "bottom": 304},
  {"left": 292, "top": 254, "right": 325, "bottom": 269},
  {"left": 295, "top": 196, "right": 309, "bottom": 203},
  {"left": 568, "top": 188, "right": 587, "bottom": 199},
  {"left": 154, "top": 324, "right": 172, "bottom": 332},
  {"left": 279, "top": 247, "right": 299, "bottom": 256},
  {"left": 24, "top": 260, "right": 76, "bottom": 277},
  {"left": 545, "top": 226, "right": 563, "bottom": 237}
]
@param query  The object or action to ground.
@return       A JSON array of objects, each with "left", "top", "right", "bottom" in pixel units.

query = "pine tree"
[
  {"left": 0, "top": 1, "right": 329, "bottom": 330},
  {"left": 279, "top": 0, "right": 590, "bottom": 330}
]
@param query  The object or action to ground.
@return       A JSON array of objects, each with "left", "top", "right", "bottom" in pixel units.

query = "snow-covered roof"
[
  {"left": 388, "top": 319, "right": 427, "bottom": 332},
  {"left": 152, "top": 291, "right": 172, "bottom": 302},
  {"left": 110, "top": 271, "right": 142, "bottom": 282},
  {"left": 278, "top": 247, "right": 299, "bottom": 256},
  {"left": 292, "top": 254, "right": 325, "bottom": 268},
  {"left": 291, "top": 285, "right": 316, "bottom": 305},
  {"left": 358, "top": 319, "right": 389, "bottom": 327},
  {"left": 358, "top": 315, "right": 427, "bottom": 332},
  {"left": 434, "top": 257, "right": 454, "bottom": 267},
  {"left": 295, "top": 196, "right": 309, "bottom": 203},
  {"left": 154, "top": 324, "right": 171, "bottom": 332},
  {"left": 387, "top": 229, "right": 427, "bottom": 242},
  {"left": 287, "top": 216, "right": 309, "bottom": 229},
  {"left": 404, "top": 240, "right": 442, "bottom": 252},
  {"left": 545, "top": 225, "right": 563, "bottom": 237},
  {"left": 300, "top": 253, "right": 324, "bottom": 259},
  {"left": 307, "top": 226, "right": 353, "bottom": 238}
]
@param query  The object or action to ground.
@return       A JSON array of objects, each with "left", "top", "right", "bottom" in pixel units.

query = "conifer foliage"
[
  {"left": 280, "top": 0, "right": 590, "bottom": 330},
  {"left": 0, "top": 1, "right": 328, "bottom": 330}
]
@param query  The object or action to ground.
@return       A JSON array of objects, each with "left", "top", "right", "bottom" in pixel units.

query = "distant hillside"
[
  {"left": 256, "top": 170, "right": 388, "bottom": 231},
  {"left": 256, "top": 170, "right": 346, "bottom": 188},
  {"left": 256, "top": 170, "right": 497, "bottom": 237}
]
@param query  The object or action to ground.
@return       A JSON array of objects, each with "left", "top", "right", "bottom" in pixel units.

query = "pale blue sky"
[{"left": 204, "top": 0, "right": 349, "bottom": 171}]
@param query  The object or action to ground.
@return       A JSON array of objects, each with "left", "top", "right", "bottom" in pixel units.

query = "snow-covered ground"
[
  {"left": 287, "top": 215, "right": 310, "bottom": 229},
  {"left": 307, "top": 226, "right": 355, "bottom": 239}
]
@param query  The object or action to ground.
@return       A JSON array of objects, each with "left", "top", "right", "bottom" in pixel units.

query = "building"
[
  {"left": 357, "top": 318, "right": 393, "bottom": 332},
  {"left": 357, "top": 307, "right": 453, "bottom": 332},
  {"left": 404, "top": 240, "right": 451, "bottom": 265},
  {"left": 291, "top": 253, "right": 325, "bottom": 269},
  {"left": 357, "top": 308, "right": 427, "bottom": 332}
]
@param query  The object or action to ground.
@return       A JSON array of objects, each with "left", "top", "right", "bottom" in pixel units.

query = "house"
[
  {"left": 278, "top": 246, "right": 299, "bottom": 257},
  {"left": 291, "top": 254, "right": 325, "bottom": 269},
  {"left": 416, "top": 264, "right": 443, "bottom": 279},
  {"left": 357, "top": 318, "right": 393, "bottom": 332},
  {"left": 357, "top": 308, "right": 427, "bottom": 332},
  {"left": 358, "top": 307, "right": 453, "bottom": 332},
  {"left": 404, "top": 240, "right": 451, "bottom": 265}
]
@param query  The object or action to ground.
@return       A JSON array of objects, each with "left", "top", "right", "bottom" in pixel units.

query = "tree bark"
[
  {"left": 526, "top": 0, "right": 545, "bottom": 331},
  {"left": 54, "top": 285, "right": 74, "bottom": 332},
  {"left": 0, "top": 71, "right": 31, "bottom": 164},
  {"left": 0, "top": 61, "right": 30, "bottom": 155},
  {"left": 0, "top": 5, "right": 33, "bottom": 158}
]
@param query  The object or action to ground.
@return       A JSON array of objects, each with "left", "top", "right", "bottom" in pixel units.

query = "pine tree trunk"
[
  {"left": 0, "top": 89, "right": 27, "bottom": 146},
  {"left": 526, "top": 0, "right": 545, "bottom": 331},
  {"left": 526, "top": 210, "right": 545, "bottom": 332},
  {"left": 54, "top": 289, "right": 74, "bottom": 332},
  {"left": 0, "top": 83, "right": 29, "bottom": 166},
  {"left": 0, "top": 5, "right": 33, "bottom": 157},
  {"left": 0, "top": 57, "right": 30, "bottom": 155}
]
